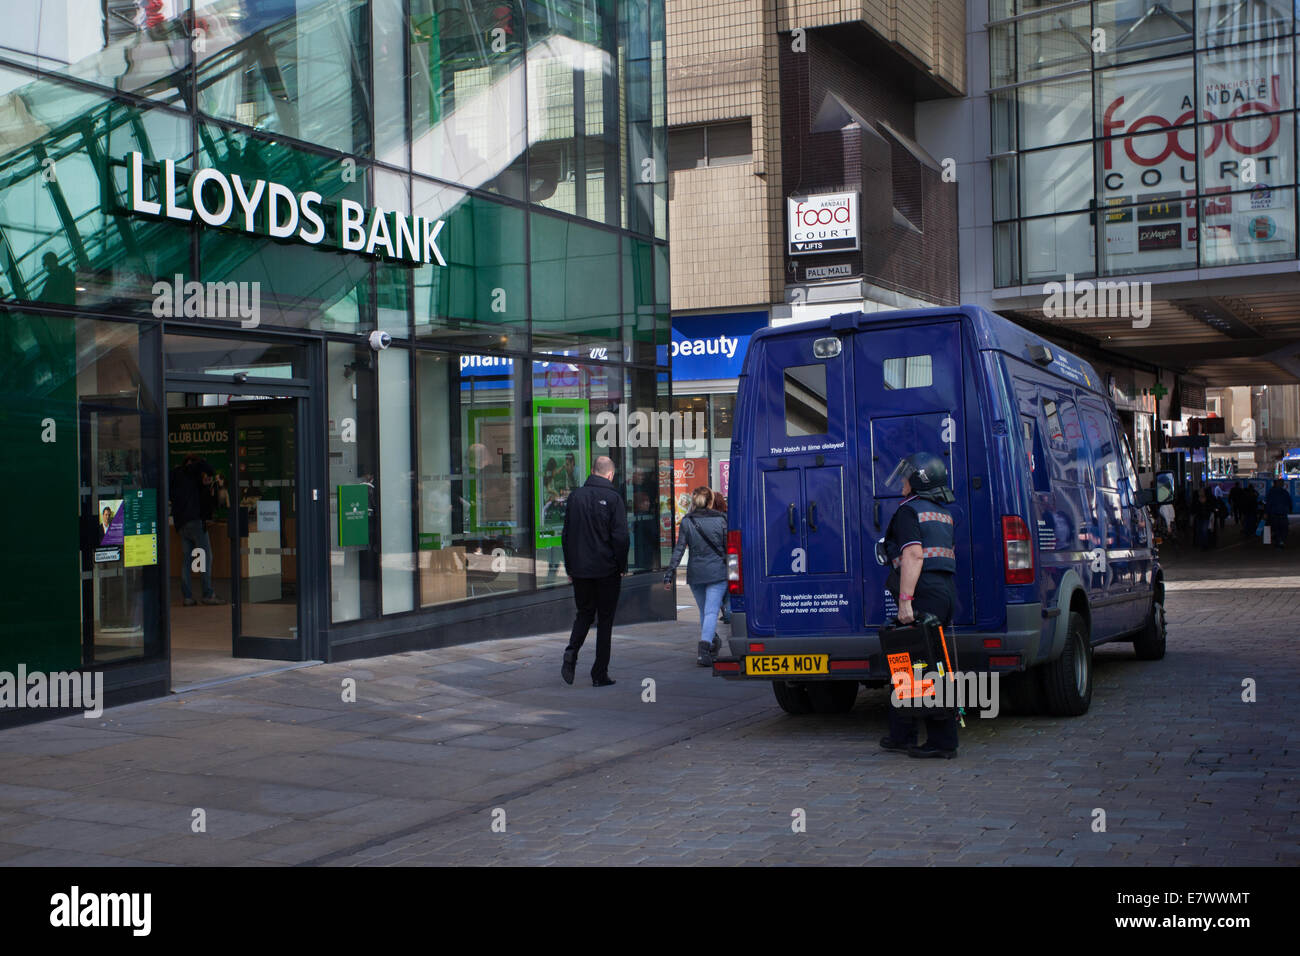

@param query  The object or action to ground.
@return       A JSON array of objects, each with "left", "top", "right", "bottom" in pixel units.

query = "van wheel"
[
  {"left": 772, "top": 680, "right": 814, "bottom": 715},
  {"left": 1133, "top": 600, "right": 1166, "bottom": 661},
  {"left": 1003, "top": 668, "right": 1046, "bottom": 716},
  {"left": 1041, "top": 612, "right": 1093, "bottom": 717},
  {"left": 807, "top": 681, "right": 859, "bottom": 714}
]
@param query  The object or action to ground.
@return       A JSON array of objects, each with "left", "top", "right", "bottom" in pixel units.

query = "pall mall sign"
[{"left": 788, "top": 192, "right": 859, "bottom": 255}]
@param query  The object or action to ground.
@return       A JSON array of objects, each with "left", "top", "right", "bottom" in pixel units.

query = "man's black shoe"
[
  {"left": 591, "top": 675, "right": 616, "bottom": 687},
  {"left": 908, "top": 743, "right": 958, "bottom": 759},
  {"left": 697, "top": 640, "right": 713, "bottom": 667},
  {"left": 561, "top": 649, "right": 577, "bottom": 685},
  {"left": 710, "top": 634, "right": 722, "bottom": 656},
  {"left": 879, "top": 736, "right": 914, "bottom": 754}
]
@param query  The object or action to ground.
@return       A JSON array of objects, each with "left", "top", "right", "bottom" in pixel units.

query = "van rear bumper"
[{"left": 718, "top": 604, "right": 1043, "bottom": 680}]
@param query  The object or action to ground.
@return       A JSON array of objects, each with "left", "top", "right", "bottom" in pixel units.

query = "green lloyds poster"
[{"left": 338, "top": 484, "right": 370, "bottom": 547}]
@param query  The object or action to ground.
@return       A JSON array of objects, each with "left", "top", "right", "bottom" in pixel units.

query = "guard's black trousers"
[
  {"left": 887, "top": 586, "right": 960, "bottom": 751},
  {"left": 566, "top": 574, "right": 622, "bottom": 678}
]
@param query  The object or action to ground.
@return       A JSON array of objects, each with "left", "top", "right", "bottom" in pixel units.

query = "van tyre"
[
  {"left": 772, "top": 680, "right": 814, "bottom": 715},
  {"left": 1133, "top": 600, "right": 1166, "bottom": 661},
  {"left": 1042, "top": 611, "right": 1093, "bottom": 717},
  {"left": 807, "top": 680, "right": 859, "bottom": 714}
]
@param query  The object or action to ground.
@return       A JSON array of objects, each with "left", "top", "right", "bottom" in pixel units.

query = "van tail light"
[
  {"left": 727, "top": 530, "right": 743, "bottom": 595},
  {"left": 1002, "top": 515, "right": 1034, "bottom": 585}
]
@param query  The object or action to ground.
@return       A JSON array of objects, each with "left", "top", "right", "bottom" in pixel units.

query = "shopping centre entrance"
[{"left": 162, "top": 333, "right": 323, "bottom": 689}]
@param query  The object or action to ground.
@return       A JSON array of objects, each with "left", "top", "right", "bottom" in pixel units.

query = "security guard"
[{"left": 877, "top": 451, "right": 960, "bottom": 759}]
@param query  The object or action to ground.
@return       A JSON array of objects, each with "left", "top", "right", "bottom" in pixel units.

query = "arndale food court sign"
[
  {"left": 125, "top": 151, "right": 446, "bottom": 265},
  {"left": 787, "top": 191, "right": 859, "bottom": 255}
]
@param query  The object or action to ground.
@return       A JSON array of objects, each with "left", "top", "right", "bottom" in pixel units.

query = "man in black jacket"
[
  {"left": 170, "top": 454, "right": 221, "bottom": 606},
  {"left": 560, "top": 456, "right": 629, "bottom": 687}
]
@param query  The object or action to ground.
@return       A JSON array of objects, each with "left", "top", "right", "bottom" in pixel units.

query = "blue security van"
[{"left": 714, "top": 305, "right": 1170, "bottom": 717}]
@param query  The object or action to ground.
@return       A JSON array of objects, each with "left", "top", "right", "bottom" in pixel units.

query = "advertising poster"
[
  {"left": 672, "top": 457, "right": 709, "bottom": 525},
  {"left": 167, "top": 411, "right": 231, "bottom": 519},
  {"left": 122, "top": 488, "right": 158, "bottom": 568},
  {"left": 465, "top": 407, "right": 517, "bottom": 532},
  {"left": 96, "top": 498, "right": 124, "bottom": 547},
  {"left": 532, "top": 399, "right": 590, "bottom": 549},
  {"left": 1093, "top": 45, "right": 1296, "bottom": 269},
  {"left": 658, "top": 456, "right": 674, "bottom": 547}
]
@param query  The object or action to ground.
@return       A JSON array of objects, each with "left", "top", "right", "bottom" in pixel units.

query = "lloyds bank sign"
[{"left": 124, "top": 151, "right": 447, "bottom": 266}]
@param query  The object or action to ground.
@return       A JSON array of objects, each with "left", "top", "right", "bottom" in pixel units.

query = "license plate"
[{"left": 745, "top": 654, "right": 829, "bottom": 676}]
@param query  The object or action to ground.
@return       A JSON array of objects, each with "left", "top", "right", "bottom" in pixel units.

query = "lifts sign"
[
  {"left": 124, "top": 151, "right": 446, "bottom": 266},
  {"left": 787, "top": 192, "right": 859, "bottom": 255}
]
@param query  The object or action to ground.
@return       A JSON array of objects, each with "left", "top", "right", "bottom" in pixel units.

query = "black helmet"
[{"left": 886, "top": 451, "right": 955, "bottom": 502}]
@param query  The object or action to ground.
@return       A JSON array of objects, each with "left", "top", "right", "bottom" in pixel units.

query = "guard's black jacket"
[{"left": 562, "top": 474, "right": 629, "bottom": 577}]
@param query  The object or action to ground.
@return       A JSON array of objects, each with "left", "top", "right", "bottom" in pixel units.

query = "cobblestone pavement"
[{"left": 1, "top": 536, "right": 1297, "bottom": 866}]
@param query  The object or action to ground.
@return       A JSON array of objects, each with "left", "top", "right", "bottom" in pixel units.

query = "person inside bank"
[{"left": 170, "top": 453, "right": 222, "bottom": 606}]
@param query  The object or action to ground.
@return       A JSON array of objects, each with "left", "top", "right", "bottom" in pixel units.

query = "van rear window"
[
  {"left": 883, "top": 355, "right": 933, "bottom": 389},
  {"left": 784, "top": 364, "right": 829, "bottom": 436}
]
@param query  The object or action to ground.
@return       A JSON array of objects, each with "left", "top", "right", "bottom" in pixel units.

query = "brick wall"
[
  {"left": 781, "top": 25, "right": 960, "bottom": 304},
  {"left": 664, "top": 0, "right": 965, "bottom": 313},
  {"left": 778, "top": 0, "right": 965, "bottom": 94},
  {"left": 667, "top": 0, "right": 785, "bottom": 311},
  {"left": 669, "top": 162, "right": 773, "bottom": 311}
]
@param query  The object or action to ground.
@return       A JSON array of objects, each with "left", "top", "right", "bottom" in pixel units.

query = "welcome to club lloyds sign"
[{"left": 124, "top": 151, "right": 447, "bottom": 266}]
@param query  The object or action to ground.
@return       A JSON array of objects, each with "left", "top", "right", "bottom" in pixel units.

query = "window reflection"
[
  {"left": 417, "top": 351, "right": 529, "bottom": 604},
  {"left": 4, "top": 1, "right": 190, "bottom": 104},
  {"left": 526, "top": 0, "right": 619, "bottom": 221},
  {"left": 195, "top": 0, "right": 371, "bottom": 156},
  {"left": 410, "top": 0, "right": 527, "bottom": 198},
  {"left": 0, "top": 314, "right": 162, "bottom": 672},
  {"left": 0, "top": 77, "right": 193, "bottom": 314},
  {"left": 531, "top": 211, "right": 622, "bottom": 354}
]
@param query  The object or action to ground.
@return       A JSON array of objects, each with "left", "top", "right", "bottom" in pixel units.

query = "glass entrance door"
[{"left": 228, "top": 400, "right": 301, "bottom": 660}]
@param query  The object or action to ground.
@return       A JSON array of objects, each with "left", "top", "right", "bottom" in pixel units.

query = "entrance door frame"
[
  {"left": 162, "top": 330, "right": 326, "bottom": 674},
  {"left": 226, "top": 396, "right": 304, "bottom": 661}
]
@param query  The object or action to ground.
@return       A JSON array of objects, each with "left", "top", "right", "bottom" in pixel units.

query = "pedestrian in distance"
[
  {"left": 1242, "top": 483, "right": 1260, "bottom": 537},
  {"left": 1212, "top": 487, "right": 1228, "bottom": 538},
  {"left": 1265, "top": 478, "right": 1292, "bottom": 549},
  {"left": 560, "top": 455, "right": 629, "bottom": 687},
  {"left": 1192, "top": 488, "right": 1214, "bottom": 550},
  {"left": 663, "top": 486, "right": 728, "bottom": 666},
  {"left": 877, "top": 452, "right": 961, "bottom": 759}
]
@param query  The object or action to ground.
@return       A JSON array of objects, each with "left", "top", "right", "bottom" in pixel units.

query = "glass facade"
[
  {"left": 0, "top": 1, "right": 668, "bottom": 693},
  {"left": 990, "top": 0, "right": 1299, "bottom": 284}
]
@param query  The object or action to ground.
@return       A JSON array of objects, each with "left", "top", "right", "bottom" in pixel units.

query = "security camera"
[{"left": 368, "top": 330, "right": 392, "bottom": 351}]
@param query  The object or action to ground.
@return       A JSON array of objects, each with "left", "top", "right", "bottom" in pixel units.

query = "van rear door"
[
  {"left": 749, "top": 341, "right": 857, "bottom": 636},
  {"left": 852, "top": 319, "right": 975, "bottom": 626}
]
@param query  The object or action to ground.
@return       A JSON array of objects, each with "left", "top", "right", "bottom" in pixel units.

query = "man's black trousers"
[
  {"left": 887, "top": 586, "right": 960, "bottom": 751},
  {"left": 567, "top": 573, "right": 622, "bottom": 678}
]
